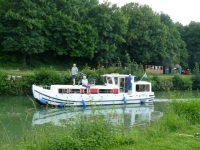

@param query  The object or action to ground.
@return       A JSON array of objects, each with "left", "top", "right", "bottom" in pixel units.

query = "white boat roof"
[
  {"left": 136, "top": 81, "right": 151, "bottom": 84},
  {"left": 102, "top": 74, "right": 134, "bottom": 78}
]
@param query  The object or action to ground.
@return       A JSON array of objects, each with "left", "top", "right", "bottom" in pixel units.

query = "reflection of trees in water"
[
  {"left": 124, "top": 113, "right": 132, "bottom": 128},
  {"left": 154, "top": 102, "right": 170, "bottom": 113}
]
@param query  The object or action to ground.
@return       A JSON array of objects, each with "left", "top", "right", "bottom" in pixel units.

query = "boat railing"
[
  {"left": 88, "top": 75, "right": 96, "bottom": 85},
  {"left": 41, "top": 85, "right": 50, "bottom": 90},
  {"left": 77, "top": 72, "right": 96, "bottom": 86},
  {"left": 58, "top": 87, "right": 119, "bottom": 94},
  {"left": 77, "top": 72, "right": 86, "bottom": 85}
]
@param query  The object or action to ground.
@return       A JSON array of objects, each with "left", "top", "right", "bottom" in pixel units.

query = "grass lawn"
[
  {"left": 0, "top": 69, "right": 67, "bottom": 76},
  {"left": 148, "top": 73, "right": 192, "bottom": 80},
  {"left": 112, "top": 124, "right": 200, "bottom": 150},
  {"left": 0, "top": 69, "right": 34, "bottom": 76}
]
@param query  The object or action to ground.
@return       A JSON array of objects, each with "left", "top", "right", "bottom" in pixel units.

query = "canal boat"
[
  {"left": 32, "top": 73, "right": 154, "bottom": 106},
  {"left": 32, "top": 103, "right": 163, "bottom": 127}
]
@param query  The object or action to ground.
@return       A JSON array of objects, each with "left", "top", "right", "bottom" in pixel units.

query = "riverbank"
[{"left": 1, "top": 97, "right": 200, "bottom": 150}]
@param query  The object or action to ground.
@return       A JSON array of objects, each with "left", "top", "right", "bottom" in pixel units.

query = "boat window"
[
  {"left": 114, "top": 77, "right": 118, "bottom": 85},
  {"left": 58, "top": 89, "right": 68, "bottom": 93},
  {"left": 69, "top": 89, "right": 80, "bottom": 93},
  {"left": 43, "top": 86, "right": 50, "bottom": 89},
  {"left": 104, "top": 77, "right": 107, "bottom": 84},
  {"left": 99, "top": 89, "right": 113, "bottom": 93},
  {"left": 136, "top": 84, "right": 150, "bottom": 92},
  {"left": 107, "top": 77, "right": 112, "bottom": 84},
  {"left": 120, "top": 78, "right": 125, "bottom": 92}
]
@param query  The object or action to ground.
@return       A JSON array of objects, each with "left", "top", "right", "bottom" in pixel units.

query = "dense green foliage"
[
  {"left": 178, "top": 22, "right": 200, "bottom": 69},
  {"left": 171, "top": 99, "right": 200, "bottom": 125},
  {"left": 151, "top": 74, "right": 164, "bottom": 91},
  {"left": 33, "top": 67, "right": 62, "bottom": 85},
  {"left": 0, "top": 72, "right": 33, "bottom": 95},
  {"left": 172, "top": 74, "right": 192, "bottom": 90},
  {"left": 0, "top": 72, "right": 8, "bottom": 94},
  {"left": 1, "top": 0, "right": 199, "bottom": 70},
  {"left": 192, "top": 62, "right": 200, "bottom": 90}
]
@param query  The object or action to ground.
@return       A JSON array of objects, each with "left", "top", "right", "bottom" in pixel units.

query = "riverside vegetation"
[
  {"left": 1, "top": 93, "right": 200, "bottom": 150},
  {"left": 0, "top": 63, "right": 199, "bottom": 96}
]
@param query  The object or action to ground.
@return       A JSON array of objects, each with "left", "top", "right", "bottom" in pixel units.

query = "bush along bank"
[
  {"left": 0, "top": 72, "right": 33, "bottom": 96},
  {"left": 0, "top": 66, "right": 195, "bottom": 96},
  {"left": 150, "top": 74, "right": 193, "bottom": 91}
]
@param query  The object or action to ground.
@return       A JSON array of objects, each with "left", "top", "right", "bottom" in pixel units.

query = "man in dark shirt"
[{"left": 127, "top": 74, "right": 132, "bottom": 96}]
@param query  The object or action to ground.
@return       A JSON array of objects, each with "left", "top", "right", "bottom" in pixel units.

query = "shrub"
[
  {"left": 95, "top": 66, "right": 106, "bottom": 84},
  {"left": 172, "top": 74, "right": 184, "bottom": 90},
  {"left": 62, "top": 71, "right": 72, "bottom": 84},
  {"left": 182, "top": 77, "right": 193, "bottom": 90},
  {"left": 81, "top": 65, "right": 96, "bottom": 77},
  {"left": 151, "top": 74, "right": 163, "bottom": 91},
  {"left": 106, "top": 66, "right": 124, "bottom": 74},
  {"left": 0, "top": 74, "right": 34, "bottom": 96},
  {"left": 172, "top": 74, "right": 192, "bottom": 90},
  {"left": 192, "top": 75, "right": 200, "bottom": 90},
  {"left": 171, "top": 99, "right": 200, "bottom": 125},
  {"left": 33, "top": 67, "right": 63, "bottom": 85},
  {"left": 192, "top": 62, "right": 200, "bottom": 90},
  {"left": 0, "top": 72, "right": 9, "bottom": 94}
]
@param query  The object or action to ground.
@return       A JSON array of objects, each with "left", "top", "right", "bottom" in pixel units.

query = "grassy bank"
[
  {"left": 0, "top": 68, "right": 192, "bottom": 78},
  {"left": 1, "top": 96, "right": 200, "bottom": 150},
  {"left": 0, "top": 69, "right": 34, "bottom": 76}
]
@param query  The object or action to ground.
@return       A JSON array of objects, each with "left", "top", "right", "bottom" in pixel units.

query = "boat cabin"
[
  {"left": 54, "top": 74, "right": 151, "bottom": 95},
  {"left": 102, "top": 74, "right": 132, "bottom": 92},
  {"left": 102, "top": 74, "right": 152, "bottom": 93}
]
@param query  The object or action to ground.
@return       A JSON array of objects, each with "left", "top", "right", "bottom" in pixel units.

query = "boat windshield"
[{"left": 104, "top": 76, "right": 113, "bottom": 84}]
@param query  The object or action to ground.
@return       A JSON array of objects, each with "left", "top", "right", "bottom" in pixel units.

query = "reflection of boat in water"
[{"left": 32, "top": 103, "right": 163, "bottom": 127}]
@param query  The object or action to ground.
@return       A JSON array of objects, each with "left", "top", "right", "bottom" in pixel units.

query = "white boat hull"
[{"left": 32, "top": 84, "right": 154, "bottom": 106}]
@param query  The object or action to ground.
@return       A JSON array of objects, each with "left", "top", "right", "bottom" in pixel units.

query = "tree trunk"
[{"left": 21, "top": 53, "right": 27, "bottom": 69}]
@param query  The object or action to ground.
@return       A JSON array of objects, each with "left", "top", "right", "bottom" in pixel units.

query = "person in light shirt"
[
  {"left": 71, "top": 64, "right": 78, "bottom": 85},
  {"left": 82, "top": 76, "right": 90, "bottom": 94}
]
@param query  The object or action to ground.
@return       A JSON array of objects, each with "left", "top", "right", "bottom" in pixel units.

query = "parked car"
[{"left": 181, "top": 69, "right": 190, "bottom": 75}]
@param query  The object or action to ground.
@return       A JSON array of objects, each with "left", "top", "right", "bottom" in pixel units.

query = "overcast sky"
[{"left": 99, "top": 0, "right": 200, "bottom": 25}]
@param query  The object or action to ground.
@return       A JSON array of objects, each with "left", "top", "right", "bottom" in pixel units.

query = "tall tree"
[
  {"left": 86, "top": 2, "right": 128, "bottom": 65},
  {"left": 121, "top": 3, "right": 167, "bottom": 65},
  {"left": 0, "top": 0, "right": 98, "bottom": 66},
  {"left": 182, "top": 21, "right": 200, "bottom": 69},
  {"left": 44, "top": 9, "right": 97, "bottom": 58},
  {"left": 160, "top": 13, "right": 188, "bottom": 68},
  {"left": 0, "top": 0, "right": 48, "bottom": 66},
  {"left": 174, "top": 22, "right": 189, "bottom": 68}
]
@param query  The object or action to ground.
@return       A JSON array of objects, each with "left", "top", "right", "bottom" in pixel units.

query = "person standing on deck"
[
  {"left": 127, "top": 74, "right": 132, "bottom": 96},
  {"left": 71, "top": 64, "right": 78, "bottom": 85}
]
